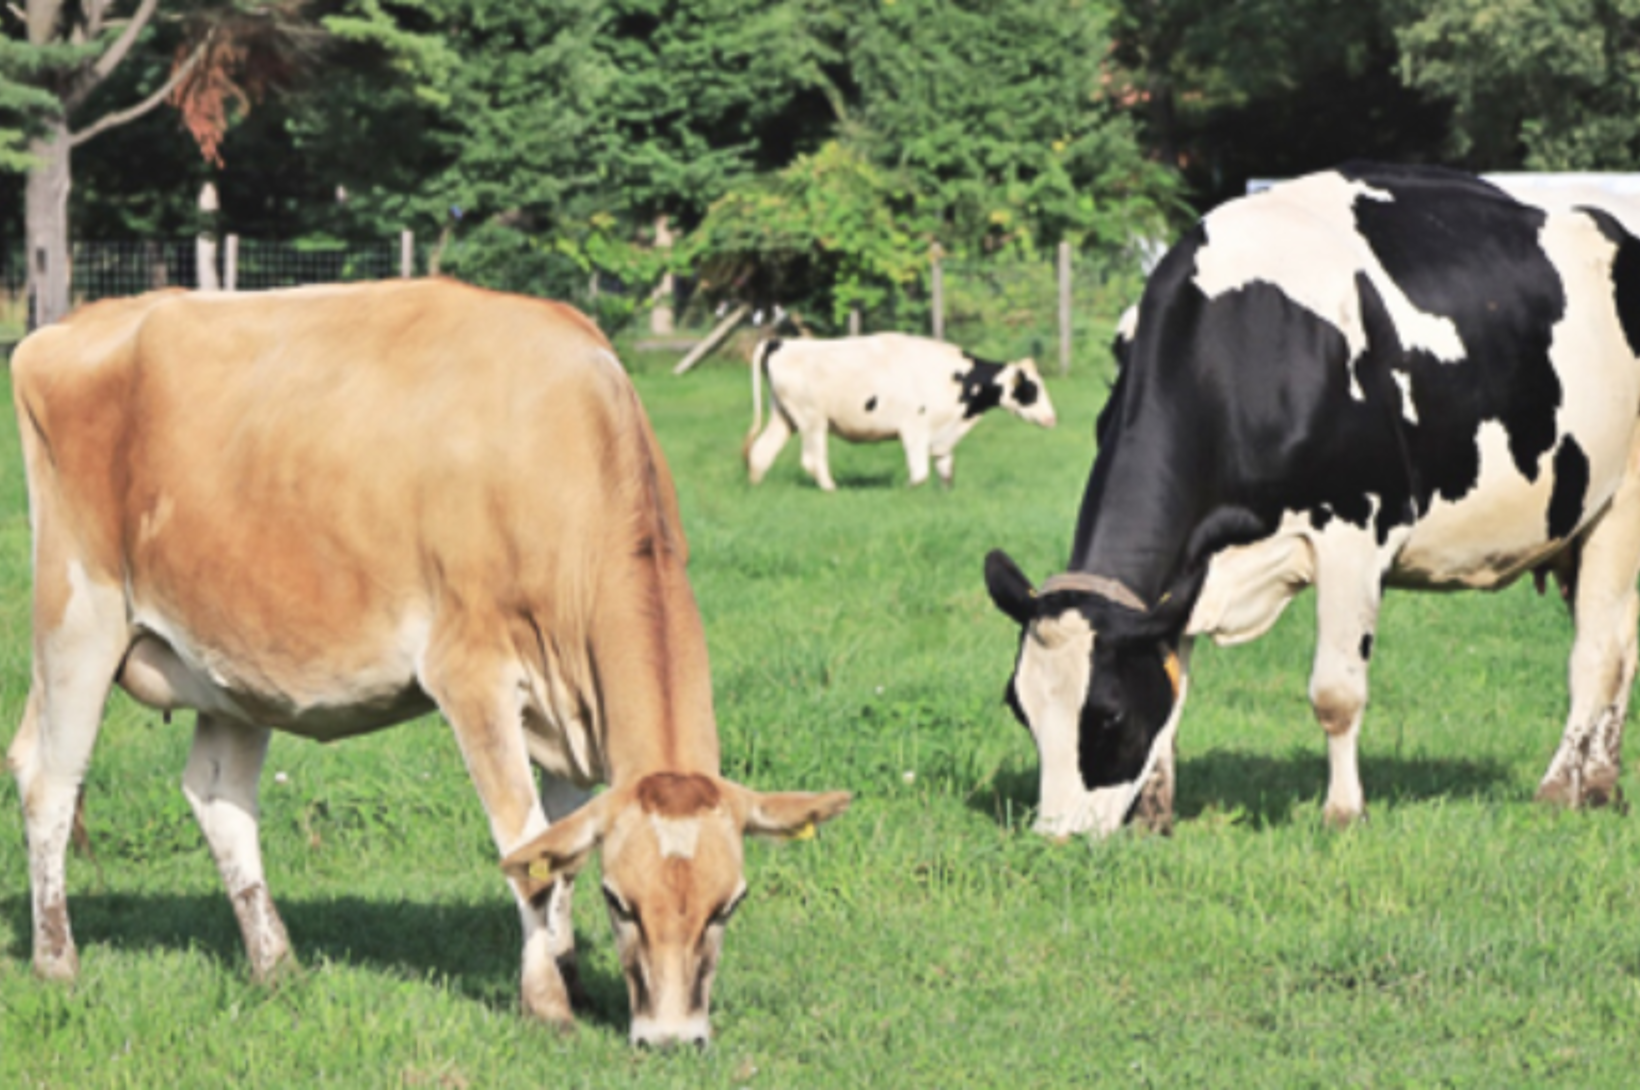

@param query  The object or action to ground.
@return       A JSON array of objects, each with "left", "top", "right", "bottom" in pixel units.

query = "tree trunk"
[{"left": 25, "top": 119, "right": 72, "bottom": 328}]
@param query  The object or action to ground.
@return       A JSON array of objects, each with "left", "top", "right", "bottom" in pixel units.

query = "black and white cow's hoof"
[{"left": 1321, "top": 803, "right": 1366, "bottom": 830}]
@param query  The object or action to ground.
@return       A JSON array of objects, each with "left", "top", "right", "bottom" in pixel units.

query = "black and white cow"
[
  {"left": 745, "top": 333, "right": 1057, "bottom": 490},
  {"left": 985, "top": 162, "right": 1640, "bottom": 838}
]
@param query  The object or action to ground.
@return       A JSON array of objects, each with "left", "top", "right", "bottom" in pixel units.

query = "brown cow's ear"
[
  {"left": 500, "top": 791, "right": 617, "bottom": 900},
  {"left": 725, "top": 785, "right": 852, "bottom": 840}
]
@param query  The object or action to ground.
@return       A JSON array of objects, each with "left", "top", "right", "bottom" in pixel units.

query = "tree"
[
  {"left": 1106, "top": 0, "right": 1449, "bottom": 207},
  {"left": 682, "top": 140, "right": 925, "bottom": 327},
  {"left": 835, "top": 0, "right": 1178, "bottom": 255},
  {"left": 3, "top": 1, "right": 320, "bottom": 327},
  {"left": 1396, "top": 0, "right": 1640, "bottom": 170}
]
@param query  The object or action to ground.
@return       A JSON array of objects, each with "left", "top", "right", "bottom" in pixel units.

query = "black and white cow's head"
[
  {"left": 958, "top": 356, "right": 1058, "bottom": 429},
  {"left": 983, "top": 550, "right": 1195, "bottom": 838}
]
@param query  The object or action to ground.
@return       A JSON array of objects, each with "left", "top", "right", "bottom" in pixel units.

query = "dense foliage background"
[{"left": 8, "top": 0, "right": 1635, "bottom": 330}]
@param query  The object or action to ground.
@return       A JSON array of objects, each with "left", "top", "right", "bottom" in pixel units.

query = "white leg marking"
[
  {"left": 799, "top": 423, "right": 836, "bottom": 491},
  {"left": 1540, "top": 468, "right": 1640, "bottom": 807},
  {"left": 1308, "top": 529, "right": 1385, "bottom": 827},
  {"left": 746, "top": 412, "right": 792, "bottom": 485},
  {"left": 14, "top": 565, "right": 127, "bottom": 981},
  {"left": 182, "top": 714, "right": 291, "bottom": 979}
]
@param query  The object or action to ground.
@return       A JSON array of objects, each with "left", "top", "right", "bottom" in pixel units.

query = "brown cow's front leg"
[{"left": 420, "top": 637, "right": 574, "bottom": 1028}]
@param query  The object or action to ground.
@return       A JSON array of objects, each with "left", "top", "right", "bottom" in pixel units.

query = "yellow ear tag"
[
  {"left": 528, "top": 860, "right": 553, "bottom": 881},
  {"left": 788, "top": 821, "right": 816, "bottom": 841}
]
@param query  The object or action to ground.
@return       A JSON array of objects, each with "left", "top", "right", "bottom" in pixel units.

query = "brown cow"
[{"left": 8, "top": 280, "right": 849, "bottom": 1046}]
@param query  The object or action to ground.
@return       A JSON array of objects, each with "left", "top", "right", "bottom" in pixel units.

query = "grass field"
[{"left": 5, "top": 332, "right": 1640, "bottom": 1088}]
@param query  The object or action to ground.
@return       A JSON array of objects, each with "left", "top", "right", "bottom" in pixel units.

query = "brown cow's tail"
[{"left": 744, "top": 337, "right": 774, "bottom": 460}]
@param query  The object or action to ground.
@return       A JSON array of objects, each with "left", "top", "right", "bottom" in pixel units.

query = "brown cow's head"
[{"left": 501, "top": 772, "right": 850, "bottom": 1047}]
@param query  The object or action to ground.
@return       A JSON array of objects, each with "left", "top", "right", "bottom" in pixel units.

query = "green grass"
[{"left": 5, "top": 340, "right": 1640, "bottom": 1087}]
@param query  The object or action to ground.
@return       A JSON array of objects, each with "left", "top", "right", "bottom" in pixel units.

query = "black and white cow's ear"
[{"left": 984, "top": 549, "right": 1038, "bottom": 625}]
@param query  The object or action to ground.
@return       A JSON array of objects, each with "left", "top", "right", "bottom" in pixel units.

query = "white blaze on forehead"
[
  {"left": 649, "top": 813, "right": 702, "bottom": 859},
  {"left": 1193, "top": 173, "right": 1467, "bottom": 401}
]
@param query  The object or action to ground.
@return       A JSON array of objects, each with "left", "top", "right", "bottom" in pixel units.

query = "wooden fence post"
[
  {"left": 931, "top": 244, "right": 945, "bottom": 341},
  {"left": 196, "top": 182, "right": 220, "bottom": 291},
  {"left": 400, "top": 230, "right": 414, "bottom": 278},
  {"left": 849, "top": 307, "right": 861, "bottom": 336},
  {"left": 1057, "top": 239, "right": 1072, "bottom": 376},
  {"left": 224, "top": 235, "right": 239, "bottom": 291}
]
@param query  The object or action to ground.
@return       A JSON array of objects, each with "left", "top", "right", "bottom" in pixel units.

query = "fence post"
[
  {"left": 1057, "top": 239, "right": 1072, "bottom": 376},
  {"left": 196, "top": 182, "right": 220, "bottom": 291},
  {"left": 848, "top": 307, "right": 861, "bottom": 336},
  {"left": 930, "top": 244, "right": 944, "bottom": 341},
  {"left": 650, "top": 214, "right": 676, "bottom": 334},
  {"left": 400, "top": 229, "right": 414, "bottom": 278},
  {"left": 225, "top": 234, "right": 239, "bottom": 291}
]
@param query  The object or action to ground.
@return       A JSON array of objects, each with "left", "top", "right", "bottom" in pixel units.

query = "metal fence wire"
[
  {"left": 940, "top": 252, "right": 1147, "bottom": 372},
  {"left": 0, "top": 239, "right": 406, "bottom": 312}
]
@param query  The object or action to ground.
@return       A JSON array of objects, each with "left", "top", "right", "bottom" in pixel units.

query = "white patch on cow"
[
  {"left": 649, "top": 814, "right": 701, "bottom": 859},
  {"left": 1116, "top": 303, "right": 1140, "bottom": 345},
  {"left": 1391, "top": 371, "right": 1418, "bottom": 424},
  {"left": 1194, "top": 172, "right": 1466, "bottom": 404}
]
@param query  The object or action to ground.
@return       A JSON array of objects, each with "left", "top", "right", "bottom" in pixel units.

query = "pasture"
[{"left": 4, "top": 337, "right": 1640, "bottom": 1087}]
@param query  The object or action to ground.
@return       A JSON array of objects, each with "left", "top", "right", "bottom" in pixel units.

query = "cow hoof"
[
  {"left": 1321, "top": 803, "right": 1365, "bottom": 830},
  {"left": 33, "top": 949, "right": 80, "bottom": 984},
  {"left": 1582, "top": 769, "right": 1626, "bottom": 812},
  {"left": 521, "top": 971, "right": 576, "bottom": 1028},
  {"left": 1534, "top": 778, "right": 1578, "bottom": 809},
  {"left": 249, "top": 951, "right": 300, "bottom": 987}
]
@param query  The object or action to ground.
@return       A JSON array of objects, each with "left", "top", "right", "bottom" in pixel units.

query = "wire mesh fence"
[{"left": 938, "top": 251, "right": 1147, "bottom": 375}]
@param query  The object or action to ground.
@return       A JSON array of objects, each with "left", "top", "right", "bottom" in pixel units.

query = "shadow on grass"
[
  {"left": 828, "top": 470, "right": 901, "bottom": 490},
  {"left": 0, "top": 892, "right": 629, "bottom": 1029},
  {"left": 970, "top": 749, "right": 1515, "bottom": 830}
]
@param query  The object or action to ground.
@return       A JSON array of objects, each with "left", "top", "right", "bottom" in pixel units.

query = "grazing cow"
[
  {"left": 8, "top": 280, "right": 850, "bottom": 1046},
  {"left": 984, "top": 163, "right": 1640, "bottom": 838},
  {"left": 745, "top": 333, "right": 1057, "bottom": 490}
]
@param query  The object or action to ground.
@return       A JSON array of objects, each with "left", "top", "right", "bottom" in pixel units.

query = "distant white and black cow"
[
  {"left": 745, "top": 333, "right": 1057, "bottom": 490},
  {"left": 985, "top": 162, "right": 1640, "bottom": 838}
]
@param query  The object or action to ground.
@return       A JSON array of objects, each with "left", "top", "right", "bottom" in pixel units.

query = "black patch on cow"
[
  {"left": 1343, "top": 160, "right": 1566, "bottom": 491},
  {"left": 1013, "top": 373, "right": 1040, "bottom": 407},
  {"left": 1547, "top": 435, "right": 1589, "bottom": 540},
  {"left": 1359, "top": 633, "right": 1373, "bottom": 662},
  {"left": 1309, "top": 506, "right": 1334, "bottom": 532},
  {"left": 865, "top": 395, "right": 878, "bottom": 412},
  {"left": 1078, "top": 623, "right": 1178, "bottom": 791},
  {"left": 1581, "top": 206, "right": 1640, "bottom": 359},
  {"left": 763, "top": 338, "right": 784, "bottom": 363},
  {"left": 957, "top": 356, "right": 1006, "bottom": 419}
]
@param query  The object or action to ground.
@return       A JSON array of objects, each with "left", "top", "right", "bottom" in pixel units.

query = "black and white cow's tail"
[{"left": 745, "top": 338, "right": 780, "bottom": 458}]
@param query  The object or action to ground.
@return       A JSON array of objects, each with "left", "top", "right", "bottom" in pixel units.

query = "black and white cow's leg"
[
  {"left": 1308, "top": 534, "right": 1385, "bottom": 828},
  {"left": 745, "top": 409, "right": 792, "bottom": 486},
  {"left": 534, "top": 771, "right": 592, "bottom": 1011},
  {"left": 1537, "top": 484, "right": 1640, "bottom": 809},
  {"left": 419, "top": 641, "right": 573, "bottom": 1027},
  {"left": 798, "top": 421, "right": 838, "bottom": 492},
  {"left": 9, "top": 573, "right": 127, "bottom": 982},
  {"left": 933, "top": 449, "right": 956, "bottom": 489},
  {"left": 900, "top": 428, "right": 934, "bottom": 488},
  {"left": 182, "top": 714, "right": 292, "bottom": 980}
]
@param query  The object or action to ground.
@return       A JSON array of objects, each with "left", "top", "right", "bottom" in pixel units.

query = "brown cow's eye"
[{"left": 603, "top": 885, "right": 635, "bottom": 924}]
